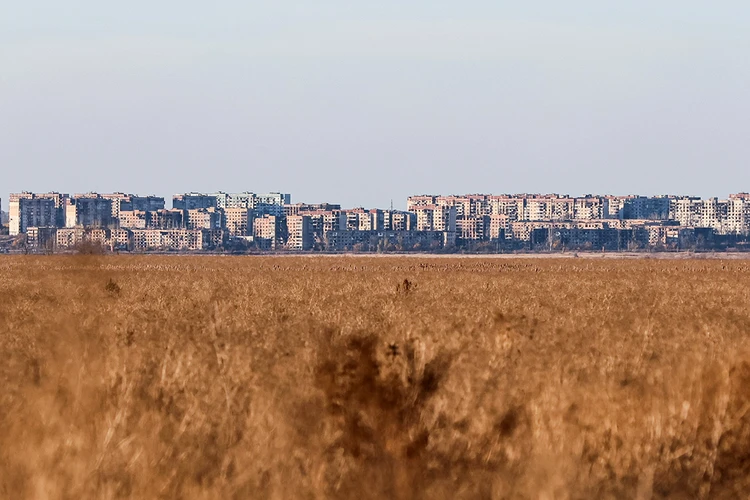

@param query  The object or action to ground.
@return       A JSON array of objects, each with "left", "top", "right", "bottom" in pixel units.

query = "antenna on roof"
[{"left": 390, "top": 199, "right": 394, "bottom": 211}]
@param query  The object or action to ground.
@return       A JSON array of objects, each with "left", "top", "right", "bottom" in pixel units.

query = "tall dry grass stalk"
[{"left": 1, "top": 255, "right": 750, "bottom": 498}]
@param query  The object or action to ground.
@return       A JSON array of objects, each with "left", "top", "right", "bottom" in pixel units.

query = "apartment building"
[
  {"left": 626, "top": 196, "right": 671, "bottom": 220},
  {"left": 344, "top": 209, "right": 363, "bottom": 231},
  {"left": 224, "top": 208, "right": 253, "bottom": 237},
  {"left": 645, "top": 225, "right": 696, "bottom": 248},
  {"left": 148, "top": 209, "right": 185, "bottom": 230},
  {"left": 173, "top": 191, "right": 290, "bottom": 215},
  {"left": 185, "top": 208, "right": 222, "bottom": 230},
  {"left": 668, "top": 196, "right": 747, "bottom": 234},
  {"left": 406, "top": 195, "right": 436, "bottom": 212},
  {"left": 670, "top": 197, "right": 702, "bottom": 227},
  {"left": 253, "top": 215, "right": 284, "bottom": 250},
  {"left": 256, "top": 192, "right": 291, "bottom": 208},
  {"left": 211, "top": 192, "right": 255, "bottom": 210},
  {"left": 486, "top": 196, "right": 519, "bottom": 221},
  {"left": 435, "top": 196, "right": 471, "bottom": 218},
  {"left": 727, "top": 194, "right": 750, "bottom": 235},
  {"left": 9, "top": 192, "right": 68, "bottom": 235},
  {"left": 413, "top": 205, "right": 457, "bottom": 232},
  {"left": 118, "top": 208, "right": 188, "bottom": 231},
  {"left": 456, "top": 217, "right": 486, "bottom": 242},
  {"left": 522, "top": 195, "right": 549, "bottom": 221},
  {"left": 131, "top": 229, "right": 202, "bottom": 251},
  {"left": 65, "top": 195, "right": 113, "bottom": 228},
  {"left": 463, "top": 195, "right": 492, "bottom": 217},
  {"left": 9, "top": 195, "right": 57, "bottom": 235},
  {"left": 358, "top": 210, "right": 374, "bottom": 231},
  {"left": 414, "top": 206, "right": 434, "bottom": 232},
  {"left": 172, "top": 193, "right": 218, "bottom": 210},
  {"left": 304, "top": 210, "right": 346, "bottom": 239},
  {"left": 573, "top": 196, "right": 605, "bottom": 220},
  {"left": 487, "top": 214, "right": 510, "bottom": 240},
  {"left": 26, "top": 227, "right": 56, "bottom": 250},
  {"left": 118, "top": 210, "right": 149, "bottom": 229},
  {"left": 111, "top": 229, "right": 132, "bottom": 249},
  {"left": 355, "top": 209, "right": 387, "bottom": 231},
  {"left": 287, "top": 215, "right": 313, "bottom": 250},
  {"left": 129, "top": 229, "right": 224, "bottom": 251},
  {"left": 55, "top": 227, "right": 87, "bottom": 249},
  {"left": 325, "top": 230, "right": 445, "bottom": 251},
  {"left": 102, "top": 193, "right": 165, "bottom": 218},
  {"left": 603, "top": 196, "right": 630, "bottom": 219},
  {"left": 411, "top": 194, "right": 489, "bottom": 218}
]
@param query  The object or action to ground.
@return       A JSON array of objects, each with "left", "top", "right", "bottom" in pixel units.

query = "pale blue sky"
[{"left": 3, "top": 2, "right": 750, "bottom": 209}]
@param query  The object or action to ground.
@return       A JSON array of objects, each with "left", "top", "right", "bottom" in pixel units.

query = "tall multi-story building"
[
  {"left": 210, "top": 192, "right": 255, "bottom": 210},
  {"left": 208, "top": 191, "right": 291, "bottom": 212},
  {"left": 524, "top": 196, "right": 551, "bottom": 221},
  {"left": 174, "top": 191, "right": 291, "bottom": 215},
  {"left": 344, "top": 209, "right": 364, "bottom": 231},
  {"left": 390, "top": 211, "right": 416, "bottom": 231},
  {"left": 148, "top": 209, "right": 185, "bottom": 230},
  {"left": 224, "top": 208, "right": 253, "bottom": 237},
  {"left": 9, "top": 192, "right": 69, "bottom": 235},
  {"left": 65, "top": 195, "right": 113, "bottom": 228},
  {"left": 287, "top": 215, "right": 313, "bottom": 250},
  {"left": 172, "top": 193, "right": 218, "bottom": 210},
  {"left": 254, "top": 192, "right": 291, "bottom": 216},
  {"left": 253, "top": 215, "right": 284, "bottom": 250},
  {"left": 406, "top": 195, "right": 436, "bottom": 212},
  {"left": 626, "top": 196, "right": 671, "bottom": 220},
  {"left": 257, "top": 192, "right": 291, "bottom": 207},
  {"left": 118, "top": 210, "right": 149, "bottom": 229},
  {"left": 303, "top": 210, "right": 346, "bottom": 243},
  {"left": 670, "top": 196, "right": 702, "bottom": 227},
  {"left": 487, "top": 215, "right": 510, "bottom": 240},
  {"left": 492, "top": 196, "right": 523, "bottom": 221},
  {"left": 727, "top": 194, "right": 750, "bottom": 235},
  {"left": 434, "top": 205, "right": 457, "bottom": 232},
  {"left": 103, "top": 193, "right": 165, "bottom": 218},
  {"left": 10, "top": 196, "right": 56, "bottom": 235},
  {"left": 186, "top": 208, "right": 222, "bottom": 230},
  {"left": 456, "top": 216, "right": 487, "bottom": 242},
  {"left": 413, "top": 205, "right": 456, "bottom": 232},
  {"left": 573, "top": 196, "right": 605, "bottom": 220}
]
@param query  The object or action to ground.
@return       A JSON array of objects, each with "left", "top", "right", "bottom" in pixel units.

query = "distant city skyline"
[
  {"left": 5, "top": 190, "right": 750, "bottom": 254},
  {"left": 4, "top": 188, "right": 750, "bottom": 214}
]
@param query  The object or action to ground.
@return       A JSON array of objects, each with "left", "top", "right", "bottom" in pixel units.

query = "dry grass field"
[{"left": 2, "top": 255, "right": 750, "bottom": 499}]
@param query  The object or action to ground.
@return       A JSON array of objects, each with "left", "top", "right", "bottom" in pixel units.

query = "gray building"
[
  {"left": 9, "top": 192, "right": 69, "bottom": 235},
  {"left": 65, "top": 195, "right": 114, "bottom": 228}
]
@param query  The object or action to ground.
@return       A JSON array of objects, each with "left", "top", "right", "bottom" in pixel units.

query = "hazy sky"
[{"left": 3, "top": 2, "right": 750, "bottom": 209}]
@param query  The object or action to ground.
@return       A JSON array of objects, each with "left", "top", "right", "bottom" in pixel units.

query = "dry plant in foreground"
[{"left": 1, "top": 255, "right": 750, "bottom": 499}]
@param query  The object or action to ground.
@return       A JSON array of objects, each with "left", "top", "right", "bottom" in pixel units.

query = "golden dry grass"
[{"left": 2, "top": 255, "right": 750, "bottom": 499}]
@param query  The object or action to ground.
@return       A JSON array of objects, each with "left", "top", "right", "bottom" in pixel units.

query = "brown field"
[{"left": 2, "top": 256, "right": 750, "bottom": 499}]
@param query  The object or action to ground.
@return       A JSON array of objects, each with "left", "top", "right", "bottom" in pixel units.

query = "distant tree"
[
  {"left": 11, "top": 234, "right": 28, "bottom": 254},
  {"left": 74, "top": 240, "right": 106, "bottom": 255}
]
